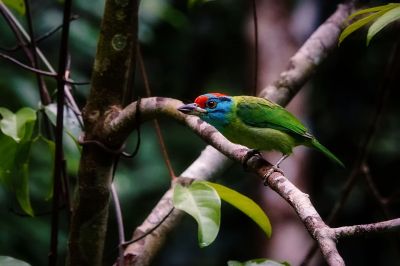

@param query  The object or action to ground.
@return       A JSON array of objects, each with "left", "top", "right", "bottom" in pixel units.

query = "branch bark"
[
  {"left": 334, "top": 218, "right": 400, "bottom": 238},
  {"left": 111, "top": 97, "right": 344, "bottom": 265},
  {"left": 109, "top": 2, "right": 354, "bottom": 266},
  {"left": 116, "top": 94, "right": 400, "bottom": 265}
]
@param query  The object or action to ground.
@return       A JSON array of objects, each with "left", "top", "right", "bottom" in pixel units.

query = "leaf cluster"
[{"left": 339, "top": 3, "right": 400, "bottom": 45}]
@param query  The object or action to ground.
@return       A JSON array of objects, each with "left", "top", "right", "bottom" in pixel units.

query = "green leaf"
[
  {"left": 0, "top": 133, "right": 18, "bottom": 185},
  {"left": 0, "top": 107, "right": 36, "bottom": 142},
  {"left": 228, "top": 259, "right": 290, "bottom": 266},
  {"left": 0, "top": 107, "right": 36, "bottom": 216},
  {"left": 204, "top": 181, "right": 272, "bottom": 238},
  {"left": 0, "top": 136, "right": 34, "bottom": 216},
  {"left": 173, "top": 181, "right": 221, "bottom": 247},
  {"left": 2, "top": 0, "right": 26, "bottom": 15},
  {"left": 15, "top": 163, "right": 34, "bottom": 216},
  {"left": 347, "top": 3, "right": 400, "bottom": 20},
  {"left": 0, "top": 256, "right": 31, "bottom": 266},
  {"left": 36, "top": 136, "right": 56, "bottom": 200},
  {"left": 367, "top": 6, "right": 400, "bottom": 45},
  {"left": 339, "top": 9, "right": 392, "bottom": 44}
]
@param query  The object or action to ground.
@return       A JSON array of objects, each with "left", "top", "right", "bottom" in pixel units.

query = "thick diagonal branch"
[
  {"left": 110, "top": 2, "right": 354, "bottom": 266},
  {"left": 111, "top": 97, "right": 343, "bottom": 266}
]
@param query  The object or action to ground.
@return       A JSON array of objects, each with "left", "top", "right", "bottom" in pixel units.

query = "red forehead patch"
[
  {"left": 194, "top": 95, "right": 208, "bottom": 108},
  {"left": 194, "top": 92, "right": 227, "bottom": 108}
]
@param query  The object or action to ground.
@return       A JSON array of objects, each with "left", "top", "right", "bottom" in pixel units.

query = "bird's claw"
[
  {"left": 242, "top": 149, "right": 262, "bottom": 171},
  {"left": 263, "top": 165, "right": 284, "bottom": 186}
]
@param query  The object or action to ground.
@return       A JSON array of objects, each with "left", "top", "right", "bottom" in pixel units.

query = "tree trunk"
[{"left": 67, "top": 0, "right": 139, "bottom": 265}]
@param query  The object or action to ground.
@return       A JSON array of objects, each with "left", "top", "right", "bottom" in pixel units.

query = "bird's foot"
[
  {"left": 263, "top": 155, "right": 288, "bottom": 186},
  {"left": 242, "top": 149, "right": 262, "bottom": 171},
  {"left": 263, "top": 166, "right": 284, "bottom": 186}
]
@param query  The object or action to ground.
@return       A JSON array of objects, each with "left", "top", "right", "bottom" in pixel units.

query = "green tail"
[{"left": 310, "top": 138, "right": 344, "bottom": 167}]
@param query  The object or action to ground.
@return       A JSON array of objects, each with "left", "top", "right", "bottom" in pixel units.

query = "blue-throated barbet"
[{"left": 178, "top": 93, "right": 343, "bottom": 167}]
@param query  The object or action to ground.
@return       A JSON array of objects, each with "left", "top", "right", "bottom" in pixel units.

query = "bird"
[{"left": 178, "top": 92, "right": 344, "bottom": 168}]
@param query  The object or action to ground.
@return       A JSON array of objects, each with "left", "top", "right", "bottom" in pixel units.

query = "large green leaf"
[
  {"left": 0, "top": 107, "right": 36, "bottom": 142},
  {"left": 2, "top": 0, "right": 26, "bottom": 15},
  {"left": 367, "top": 6, "right": 400, "bottom": 45},
  {"left": 228, "top": 259, "right": 290, "bottom": 266},
  {"left": 0, "top": 135, "right": 34, "bottom": 216},
  {"left": 0, "top": 256, "right": 31, "bottom": 266},
  {"left": 173, "top": 181, "right": 221, "bottom": 247},
  {"left": 0, "top": 107, "right": 36, "bottom": 216},
  {"left": 204, "top": 181, "right": 272, "bottom": 238}
]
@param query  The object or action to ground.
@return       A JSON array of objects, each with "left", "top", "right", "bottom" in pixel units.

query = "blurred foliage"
[
  {"left": 2, "top": 0, "right": 26, "bottom": 15},
  {"left": 339, "top": 3, "right": 400, "bottom": 45},
  {"left": 0, "top": 0, "right": 399, "bottom": 265}
]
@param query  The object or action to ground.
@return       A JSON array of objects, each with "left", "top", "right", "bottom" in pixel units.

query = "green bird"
[{"left": 178, "top": 93, "right": 344, "bottom": 167}]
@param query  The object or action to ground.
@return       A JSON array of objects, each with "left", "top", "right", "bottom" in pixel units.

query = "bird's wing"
[{"left": 236, "top": 97, "right": 313, "bottom": 139}]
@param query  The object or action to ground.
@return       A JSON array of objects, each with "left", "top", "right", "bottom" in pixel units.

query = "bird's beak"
[{"left": 178, "top": 103, "right": 207, "bottom": 115}]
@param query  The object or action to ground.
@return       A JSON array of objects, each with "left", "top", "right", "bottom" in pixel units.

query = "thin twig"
[
  {"left": 0, "top": 52, "right": 56, "bottom": 76},
  {"left": 24, "top": 0, "right": 51, "bottom": 104},
  {"left": 122, "top": 207, "right": 175, "bottom": 247},
  {"left": 0, "top": 2, "right": 81, "bottom": 119},
  {"left": 0, "top": 2, "right": 33, "bottom": 61},
  {"left": 335, "top": 218, "right": 400, "bottom": 238},
  {"left": 0, "top": 15, "right": 79, "bottom": 53},
  {"left": 361, "top": 163, "right": 392, "bottom": 218},
  {"left": 49, "top": 0, "right": 73, "bottom": 264},
  {"left": 111, "top": 183, "right": 125, "bottom": 266},
  {"left": 251, "top": 0, "right": 258, "bottom": 96},
  {"left": 0, "top": 52, "right": 89, "bottom": 83},
  {"left": 35, "top": 15, "right": 79, "bottom": 47},
  {"left": 137, "top": 45, "right": 176, "bottom": 179}
]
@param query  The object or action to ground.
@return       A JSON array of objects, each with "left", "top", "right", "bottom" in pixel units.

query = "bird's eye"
[{"left": 206, "top": 100, "right": 217, "bottom": 109}]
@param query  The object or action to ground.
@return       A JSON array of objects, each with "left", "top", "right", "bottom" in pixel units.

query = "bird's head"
[{"left": 178, "top": 93, "right": 233, "bottom": 129}]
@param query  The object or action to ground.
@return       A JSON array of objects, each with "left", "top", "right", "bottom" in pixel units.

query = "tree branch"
[
  {"left": 109, "top": 2, "right": 354, "bottom": 266},
  {"left": 111, "top": 97, "right": 343, "bottom": 265},
  {"left": 335, "top": 218, "right": 400, "bottom": 238},
  {"left": 259, "top": 3, "right": 353, "bottom": 105}
]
